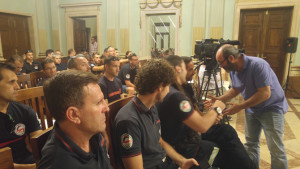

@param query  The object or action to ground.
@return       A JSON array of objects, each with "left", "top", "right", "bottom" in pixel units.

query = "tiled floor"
[{"left": 229, "top": 97, "right": 300, "bottom": 169}]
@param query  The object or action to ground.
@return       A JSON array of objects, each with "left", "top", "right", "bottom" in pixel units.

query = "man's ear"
[
  {"left": 65, "top": 106, "right": 81, "bottom": 124},
  {"left": 175, "top": 65, "right": 181, "bottom": 73}
]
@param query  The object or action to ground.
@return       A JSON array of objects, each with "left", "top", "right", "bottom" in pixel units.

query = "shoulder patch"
[
  {"left": 179, "top": 100, "right": 192, "bottom": 113},
  {"left": 14, "top": 123, "right": 25, "bottom": 136},
  {"left": 121, "top": 133, "right": 133, "bottom": 149},
  {"left": 126, "top": 74, "right": 130, "bottom": 79}
]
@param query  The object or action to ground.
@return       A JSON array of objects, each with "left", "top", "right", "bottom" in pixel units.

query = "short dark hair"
[
  {"left": 104, "top": 56, "right": 120, "bottom": 66},
  {"left": 41, "top": 58, "right": 55, "bottom": 70},
  {"left": 135, "top": 59, "right": 175, "bottom": 95},
  {"left": 45, "top": 49, "right": 54, "bottom": 56},
  {"left": 24, "top": 49, "right": 33, "bottom": 54},
  {"left": 68, "top": 49, "right": 74, "bottom": 55},
  {"left": 182, "top": 56, "right": 193, "bottom": 65},
  {"left": 91, "top": 36, "right": 97, "bottom": 41},
  {"left": 0, "top": 63, "right": 16, "bottom": 81},
  {"left": 43, "top": 70, "right": 99, "bottom": 122},
  {"left": 128, "top": 53, "right": 137, "bottom": 60},
  {"left": 221, "top": 45, "right": 239, "bottom": 59},
  {"left": 104, "top": 47, "right": 109, "bottom": 53},
  {"left": 7, "top": 55, "right": 23, "bottom": 64},
  {"left": 165, "top": 55, "right": 183, "bottom": 67}
]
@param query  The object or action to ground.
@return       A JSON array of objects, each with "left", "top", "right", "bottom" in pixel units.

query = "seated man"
[
  {"left": 38, "top": 70, "right": 112, "bottom": 169},
  {"left": 0, "top": 63, "right": 42, "bottom": 169},
  {"left": 6, "top": 55, "right": 25, "bottom": 75},
  {"left": 67, "top": 55, "right": 91, "bottom": 72},
  {"left": 53, "top": 53, "right": 67, "bottom": 72},
  {"left": 117, "top": 53, "right": 138, "bottom": 95},
  {"left": 21, "top": 50, "right": 42, "bottom": 74},
  {"left": 37, "top": 58, "right": 57, "bottom": 86},
  {"left": 90, "top": 53, "right": 104, "bottom": 75},
  {"left": 98, "top": 56, "right": 122, "bottom": 103},
  {"left": 157, "top": 55, "right": 256, "bottom": 169},
  {"left": 113, "top": 59, "right": 199, "bottom": 169}
]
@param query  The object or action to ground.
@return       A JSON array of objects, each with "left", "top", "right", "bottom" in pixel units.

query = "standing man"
[
  {"left": 38, "top": 71, "right": 112, "bottom": 169},
  {"left": 37, "top": 58, "right": 57, "bottom": 86},
  {"left": 113, "top": 59, "right": 199, "bottom": 169},
  {"left": 98, "top": 56, "right": 122, "bottom": 103},
  {"left": 0, "top": 63, "right": 42, "bottom": 169},
  {"left": 118, "top": 53, "right": 139, "bottom": 95},
  {"left": 89, "top": 36, "right": 98, "bottom": 56},
  {"left": 21, "top": 50, "right": 42, "bottom": 74},
  {"left": 207, "top": 45, "right": 288, "bottom": 169}
]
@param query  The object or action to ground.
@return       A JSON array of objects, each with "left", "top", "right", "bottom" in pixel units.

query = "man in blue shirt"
[{"left": 207, "top": 44, "right": 288, "bottom": 169}]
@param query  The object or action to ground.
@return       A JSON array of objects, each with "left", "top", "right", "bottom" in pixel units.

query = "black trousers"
[{"left": 202, "top": 124, "right": 257, "bottom": 169}]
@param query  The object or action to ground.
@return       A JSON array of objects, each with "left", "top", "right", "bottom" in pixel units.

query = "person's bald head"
[
  {"left": 216, "top": 44, "right": 239, "bottom": 73},
  {"left": 68, "top": 56, "right": 91, "bottom": 72}
]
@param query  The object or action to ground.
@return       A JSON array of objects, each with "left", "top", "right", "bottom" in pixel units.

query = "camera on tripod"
[{"left": 194, "top": 38, "right": 240, "bottom": 71}]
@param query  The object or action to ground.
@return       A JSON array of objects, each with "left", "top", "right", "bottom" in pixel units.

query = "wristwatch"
[{"left": 213, "top": 107, "right": 222, "bottom": 115}]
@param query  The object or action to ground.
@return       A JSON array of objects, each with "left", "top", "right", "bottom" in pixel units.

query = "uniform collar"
[
  {"left": 133, "top": 96, "right": 153, "bottom": 114},
  {"left": 54, "top": 122, "right": 100, "bottom": 161}
]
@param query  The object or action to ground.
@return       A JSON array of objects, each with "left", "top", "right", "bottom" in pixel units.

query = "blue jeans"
[{"left": 244, "top": 111, "right": 287, "bottom": 169}]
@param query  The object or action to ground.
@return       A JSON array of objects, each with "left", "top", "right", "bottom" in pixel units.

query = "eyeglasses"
[{"left": 218, "top": 56, "right": 228, "bottom": 66}]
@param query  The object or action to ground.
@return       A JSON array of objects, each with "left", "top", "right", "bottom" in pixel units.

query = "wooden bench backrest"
[
  {"left": 16, "top": 86, "right": 53, "bottom": 130},
  {"left": 0, "top": 147, "right": 14, "bottom": 169},
  {"left": 17, "top": 74, "right": 32, "bottom": 89},
  {"left": 106, "top": 96, "right": 133, "bottom": 169},
  {"left": 29, "top": 71, "right": 46, "bottom": 87}
]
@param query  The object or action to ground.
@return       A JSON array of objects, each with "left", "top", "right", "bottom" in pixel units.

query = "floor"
[{"left": 229, "top": 96, "right": 300, "bottom": 169}]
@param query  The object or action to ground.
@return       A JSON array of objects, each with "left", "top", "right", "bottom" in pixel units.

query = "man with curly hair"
[{"left": 113, "top": 59, "right": 199, "bottom": 169}]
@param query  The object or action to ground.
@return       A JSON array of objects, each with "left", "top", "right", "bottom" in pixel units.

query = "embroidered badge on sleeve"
[{"left": 121, "top": 133, "right": 133, "bottom": 149}]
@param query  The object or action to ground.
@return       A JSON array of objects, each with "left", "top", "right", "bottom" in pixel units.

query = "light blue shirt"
[{"left": 230, "top": 54, "right": 288, "bottom": 114}]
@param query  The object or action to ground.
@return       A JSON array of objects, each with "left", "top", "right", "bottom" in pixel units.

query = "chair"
[
  {"left": 29, "top": 71, "right": 46, "bottom": 87},
  {"left": 16, "top": 86, "right": 53, "bottom": 130},
  {"left": 17, "top": 74, "right": 32, "bottom": 89},
  {"left": 30, "top": 126, "right": 53, "bottom": 163},
  {"left": 0, "top": 147, "right": 14, "bottom": 169},
  {"left": 106, "top": 96, "right": 134, "bottom": 169}
]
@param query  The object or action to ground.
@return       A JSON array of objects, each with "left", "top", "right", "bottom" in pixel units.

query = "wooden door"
[
  {"left": 239, "top": 7, "right": 292, "bottom": 83},
  {"left": 0, "top": 13, "right": 31, "bottom": 59},
  {"left": 73, "top": 18, "right": 87, "bottom": 54}
]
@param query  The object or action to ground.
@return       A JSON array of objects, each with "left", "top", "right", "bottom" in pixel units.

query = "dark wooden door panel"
[
  {"left": 239, "top": 7, "right": 292, "bottom": 83},
  {"left": 73, "top": 19, "right": 87, "bottom": 53},
  {"left": 0, "top": 13, "right": 31, "bottom": 59}
]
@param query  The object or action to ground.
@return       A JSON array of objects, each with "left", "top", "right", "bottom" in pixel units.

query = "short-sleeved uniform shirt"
[
  {"left": 0, "top": 102, "right": 41, "bottom": 164},
  {"left": 118, "top": 63, "right": 138, "bottom": 85},
  {"left": 22, "top": 60, "right": 42, "bottom": 74},
  {"left": 113, "top": 96, "right": 166, "bottom": 169},
  {"left": 37, "top": 123, "right": 112, "bottom": 169},
  {"left": 98, "top": 76, "right": 122, "bottom": 103},
  {"left": 55, "top": 62, "right": 67, "bottom": 71},
  {"left": 156, "top": 86, "right": 198, "bottom": 147},
  {"left": 230, "top": 54, "right": 288, "bottom": 114}
]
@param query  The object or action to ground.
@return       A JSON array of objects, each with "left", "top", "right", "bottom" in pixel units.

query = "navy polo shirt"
[
  {"left": 230, "top": 54, "right": 288, "bottom": 114},
  {"left": 55, "top": 62, "right": 67, "bottom": 71},
  {"left": 118, "top": 63, "right": 138, "bottom": 85},
  {"left": 156, "top": 86, "right": 198, "bottom": 147},
  {"left": 37, "top": 123, "right": 112, "bottom": 169},
  {"left": 0, "top": 102, "right": 41, "bottom": 164},
  {"left": 98, "top": 76, "right": 122, "bottom": 103},
  {"left": 22, "top": 60, "right": 42, "bottom": 74},
  {"left": 113, "top": 96, "right": 166, "bottom": 169}
]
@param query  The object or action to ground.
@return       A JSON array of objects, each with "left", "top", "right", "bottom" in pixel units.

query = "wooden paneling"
[{"left": 0, "top": 13, "right": 31, "bottom": 59}]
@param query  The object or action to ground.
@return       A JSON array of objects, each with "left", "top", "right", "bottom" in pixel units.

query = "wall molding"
[{"left": 60, "top": 2, "right": 102, "bottom": 8}]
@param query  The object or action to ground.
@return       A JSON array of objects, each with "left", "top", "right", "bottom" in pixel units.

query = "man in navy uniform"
[
  {"left": 98, "top": 56, "right": 122, "bottom": 103},
  {"left": 118, "top": 53, "right": 138, "bottom": 95},
  {"left": 38, "top": 70, "right": 112, "bottom": 169},
  {"left": 0, "top": 63, "right": 42, "bottom": 169},
  {"left": 113, "top": 59, "right": 199, "bottom": 169},
  {"left": 21, "top": 50, "right": 42, "bottom": 74}
]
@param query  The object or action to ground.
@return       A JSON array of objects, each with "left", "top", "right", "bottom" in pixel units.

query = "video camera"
[{"left": 194, "top": 38, "right": 240, "bottom": 71}]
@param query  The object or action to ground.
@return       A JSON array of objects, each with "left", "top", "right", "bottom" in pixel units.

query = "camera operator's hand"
[
  {"left": 215, "top": 113, "right": 223, "bottom": 124},
  {"left": 203, "top": 94, "right": 218, "bottom": 108},
  {"left": 223, "top": 102, "right": 242, "bottom": 115},
  {"left": 212, "top": 100, "right": 226, "bottom": 110}
]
